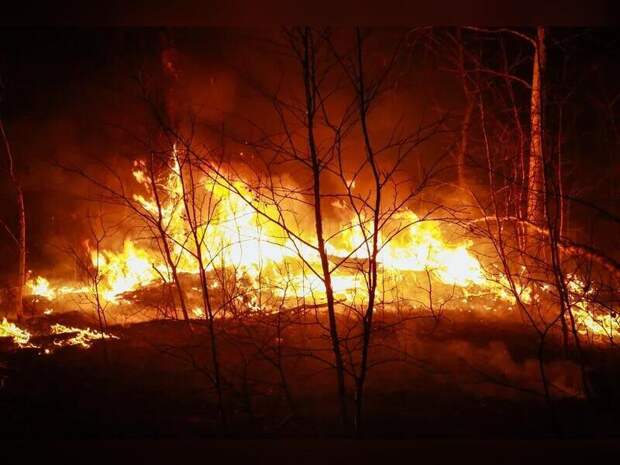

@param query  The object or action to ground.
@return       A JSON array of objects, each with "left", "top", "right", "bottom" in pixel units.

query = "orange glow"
[{"left": 20, "top": 148, "right": 617, "bottom": 342}]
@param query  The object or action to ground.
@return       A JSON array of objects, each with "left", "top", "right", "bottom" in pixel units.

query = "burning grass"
[
  {"left": 16, "top": 148, "right": 617, "bottom": 345},
  {"left": 0, "top": 315, "right": 118, "bottom": 353}
]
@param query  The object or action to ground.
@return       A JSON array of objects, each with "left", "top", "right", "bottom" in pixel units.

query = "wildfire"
[
  {"left": 0, "top": 318, "right": 118, "bottom": 351},
  {"left": 26, "top": 276, "right": 56, "bottom": 300},
  {"left": 58, "top": 150, "right": 495, "bottom": 308},
  {"left": 26, "top": 276, "right": 88, "bottom": 301},
  {"left": 50, "top": 324, "right": 119, "bottom": 349},
  {"left": 16, "top": 148, "right": 617, "bottom": 343},
  {"left": 0, "top": 318, "right": 34, "bottom": 348},
  {"left": 572, "top": 309, "right": 620, "bottom": 339},
  {"left": 327, "top": 210, "right": 486, "bottom": 287},
  {"left": 567, "top": 275, "right": 620, "bottom": 340},
  {"left": 93, "top": 240, "right": 160, "bottom": 302},
  {"left": 192, "top": 307, "right": 205, "bottom": 318}
]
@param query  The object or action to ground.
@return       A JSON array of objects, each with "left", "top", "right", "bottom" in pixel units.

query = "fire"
[
  {"left": 17, "top": 147, "right": 617, "bottom": 343},
  {"left": 27, "top": 276, "right": 56, "bottom": 300},
  {"left": 0, "top": 319, "right": 118, "bottom": 351},
  {"left": 74, "top": 159, "right": 496, "bottom": 308},
  {"left": 26, "top": 276, "right": 89, "bottom": 301},
  {"left": 567, "top": 275, "right": 620, "bottom": 340},
  {"left": 192, "top": 307, "right": 205, "bottom": 318},
  {"left": 93, "top": 240, "right": 160, "bottom": 302},
  {"left": 0, "top": 318, "right": 34, "bottom": 348},
  {"left": 50, "top": 324, "right": 119, "bottom": 349},
  {"left": 66, "top": 149, "right": 496, "bottom": 308},
  {"left": 328, "top": 210, "right": 486, "bottom": 287},
  {"left": 572, "top": 309, "right": 620, "bottom": 339}
]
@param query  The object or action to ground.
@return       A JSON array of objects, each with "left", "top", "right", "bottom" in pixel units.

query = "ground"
[{"left": 1, "top": 309, "right": 619, "bottom": 439}]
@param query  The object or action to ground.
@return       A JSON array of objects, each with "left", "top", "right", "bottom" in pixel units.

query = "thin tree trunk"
[
  {"left": 456, "top": 28, "right": 474, "bottom": 189},
  {"left": 542, "top": 120, "right": 592, "bottom": 400},
  {"left": 353, "top": 28, "right": 380, "bottom": 436},
  {"left": 176, "top": 147, "right": 227, "bottom": 429},
  {"left": 501, "top": 37, "right": 527, "bottom": 248},
  {"left": 0, "top": 120, "right": 25, "bottom": 321},
  {"left": 16, "top": 185, "right": 26, "bottom": 321},
  {"left": 300, "top": 27, "right": 349, "bottom": 428},
  {"left": 147, "top": 153, "right": 191, "bottom": 326},
  {"left": 527, "top": 27, "right": 547, "bottom": 226}
]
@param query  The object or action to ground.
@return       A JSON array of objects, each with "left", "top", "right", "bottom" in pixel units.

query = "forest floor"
[{"left": 1, "top": 309, "right": 619, "bottom": 439}]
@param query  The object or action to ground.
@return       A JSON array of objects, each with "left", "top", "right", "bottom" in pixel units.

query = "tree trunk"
[
  {"left": 353, "top": 28, "right": 381, "bottom": 436},
  {"left": 147, "top": 154, "right": 191, "bottom": 326},
  {"left": 526, "top": 27, "right": 547, "bottom": 225},
  {"left": 176, "top": 148, "right": 227, "bottom": 429},
  {"left": 301, "top": 27, "right": 349, "bottom": 428},
  {"left": 456, "top": 28, "right": 474, "bottom": 189}
]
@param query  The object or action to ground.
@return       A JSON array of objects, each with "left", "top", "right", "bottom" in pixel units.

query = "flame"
[
  {"left": 50, "top": 324, "right": 119, "bottom": 349},
  {"left": 27, "top": 276, "right": 56, "bottom": 300},
  {"left": 192, "top": 307, "right": 205, "bottom": 318},
  {"left": 26, "top": 276, "right": 89, "bottom": 301},
  {"left": 69, "top": 151, "right": 496, "bottom": 307},
  {"left": 19, "top": 152, "right": 530, "bottom": 306},
  {"left": 0, "top": 318, "right": 34, "bottom": 348},
  {"left": 327, "top": 210, "right": 486, "bottom": 287},
  {"left": 20, "top": 147, "right": 617, "bottom": 343},
  {"left": 567, "top": 275, "right": 620, "bottom": 340},
  {"left": 93, "top": 240, "right": 160, "bottom": 302},
  {"left": 0, "top": 319, "right": 118, "bottom": 351}
]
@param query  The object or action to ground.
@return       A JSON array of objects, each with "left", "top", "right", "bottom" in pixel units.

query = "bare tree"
[
  {"left": 326, "top": 28, "right": 447, "bottom": 434},
  {"left": 173, "top": 142, "right": 228, "bottom": 428},
  {"left": 527, "top": 27, "right": 547, "bottom": 226}
]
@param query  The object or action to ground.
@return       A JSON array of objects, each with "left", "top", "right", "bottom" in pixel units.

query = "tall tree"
[{"left": 526, "top": 27, "right": 547, "bottom": 225}]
